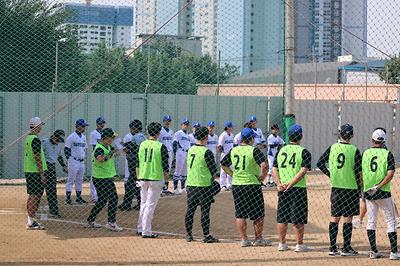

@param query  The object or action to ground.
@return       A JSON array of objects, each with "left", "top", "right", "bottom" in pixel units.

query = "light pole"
[{"left": 52, "top": 38, "right": 66, "bottom": 93}]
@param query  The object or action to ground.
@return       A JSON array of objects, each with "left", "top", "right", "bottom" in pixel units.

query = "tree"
[
  {"left": 0, "top": 0, "right": 80, "bottom": 92},
  {"left": 379, "top": 56, "right": 400, "bottom": 84}
]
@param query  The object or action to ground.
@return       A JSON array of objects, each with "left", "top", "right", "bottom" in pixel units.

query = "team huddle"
[{"left": 23, "top": 115, "right": 399, "bottom": 260}]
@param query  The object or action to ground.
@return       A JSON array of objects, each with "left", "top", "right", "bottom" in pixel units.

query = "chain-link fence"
[{"left": 1, "top": 0, "right": 400, "bottom": 264}]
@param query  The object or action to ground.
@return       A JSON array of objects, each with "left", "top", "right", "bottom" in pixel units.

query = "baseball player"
[
  {"left": 158, "top": 115, "right": 174, "bottom": 194},
  {"left": 362, "top": 129, "right": 399, "bottom": 260},
  {"left": 42, "top": 129, "right": 67, "bottom": 218},
  {"left": 137, "top": 122, "right": 169, "bottom": 238},
  {"left": 24, "top": 117, "right": 47, "bottom": 230},
  {"left": 218, "top": 121, "right": 234, "bottom": 191},
  {"left": 317, "top": 124, "right": 361, "bottom": 256},
  {"left": 85, "top": 128, "right": 123, "bottom": 232},
  {"left": 248, "top": 115, "right": 267, "bottom": 149},
  {"left": 64, "top": 119, "right": 89, "bottom": 205},
  {"left": 185, "top": 126, "right": 219, "bottom": 243},
  {"left": 233, "top": 122, "right": 251, "bottom": 146},
  {"left": 173, "top": 118, "right": 191, "bottom": 194},
  {"left": 206, "top": 121, "right": 218, "bottom": 159},
  {"left": 266, "top": 124, "right": 285, "bottom": 187},
  {"left": 273, "top": 124, "right": 312, "bottom": 252},
  {"left": 221, "top": 128, "right": 270, "bottom": 247},
  {"left": 118, "top": 120, "right": 146, "bottom": 211},
  {"left": 189, "top": 122, "right": 201, "bottom": 146},
  {"left": 89, "top": 116, "right": 106, "bottom": 203}
]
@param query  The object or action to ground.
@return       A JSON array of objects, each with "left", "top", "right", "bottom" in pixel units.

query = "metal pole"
[
  {"left": 284, "top": 0, "right": 295, "bottom": 115},
  {"left": 144, "top": 48, "right": 151, "bottom": 130},
  {"left": 53, "top": 41, "right": 59, "bottom": 93},
  {"left": 365, "top": 62, "right": 368, "bottom": 101},
  {"left": 386, "top": 65, "right": 389, "bottom": 101},
  {"left": 216, "top": 50, "right": 221, "bottom": 96}
]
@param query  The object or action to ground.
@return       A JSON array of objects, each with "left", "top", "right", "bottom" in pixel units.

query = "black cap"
[
  {"left": 129, "top": 120, "right": 143, "bottom": 131},
  {"left": 53, "top": 129, "right": 65, "bottom": 143},
  {"left": 148, "top": 122, "right": 162, "bottom": 136},
  {"left": 271, "top": 124, "right": 279, "bottom": 130},
  {"left": 194, "top": 126, "right": 209, "bottom": 140},
  {"left": 340, "top": 124, "right": 354, "bottom": 140},
  {"left": 101, "top": 128, "right": 117, "bottom": 139}
]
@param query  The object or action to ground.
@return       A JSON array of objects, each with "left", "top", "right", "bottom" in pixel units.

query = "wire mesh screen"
[{"left": 1, "top": 0, "right": 400, "bottom": 264}]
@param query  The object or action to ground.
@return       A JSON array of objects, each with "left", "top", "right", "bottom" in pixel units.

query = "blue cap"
[
  {"left": 208, "top": 121, "right": 215, "bottom": 127},
  {"left": 288, "top": 124, "right": 303, "bottom": 138},
  {"left": 249, "top": 115, "right": 257, "bottom": 122},
  {"left": 241, "top": 128, "right": 255, "bottom": 139},
  {"left": 163, "top": 115, "right": 172, "bottom": 122},
  {"left": 96, "top": 116, "right": 106, "bottom": 124},
  {"left": 76, "top": 119, "right": 89, "bottom": 127},
  {"left": 192, "top": 122, "right": 201, "bottom": 128},
  {"left": 181, "top": 118, "right": 190, "bottom": 125},
  {"left": 224, "top": 121, "right": 233, "bottom": 128}
]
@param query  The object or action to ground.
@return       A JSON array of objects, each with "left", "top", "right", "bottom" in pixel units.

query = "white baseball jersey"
[
  {"left": 218, "top": 131, "right": 234, "bottom": 155},
  {"left": 89, "top": 129, "right": 101, "bottom": 147},
  {"left": 189, "top": 133, "right": 196, "bottom": 146},
  {"left": 206, "top": 134, "right": 219, "bottom": 155},
  {"left": 123, "top": 132, "right": 146, "bottom": 145},
  {"left": 267, "top": 134, "right": 285, "bottom": 157},
  {"left": 173, "top": 130, "right": 191, "bottom": 151},
  {"left": 253, "top": 128, "right": 266, "bottom": 146},
  {"left": 233, "top": 132, "right": 242, "bottom": 145},
  {"left": 158, "top": 127, "right": 174, "bottom": 152},
  {"left": 65, "top": 131, "right": 87, "bottom": 159}
]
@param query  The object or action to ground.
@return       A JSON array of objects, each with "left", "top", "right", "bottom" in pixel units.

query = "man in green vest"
[
  {"left": 24, "top": 117, "right": 47, "bottom": 230},
  {"left": 317, "top": 124, "right": 361, "bottom": 256},
  {"left": 362, "top": 129, "right": 399, "bottom": 260},
  {"left": 185, "top": 126, "right": 219, "bottom": 243},
  {"left": 85, "top": 128, "right": 123, "bottom": 232},
  {"left": 273, "top": 124, "right": 312, "bottom": 252},
  {"left": 221, "top": 127, "right": 270, "bottom": 247},
  {"left": 137, "top": 122, "right": 169, "bottom": 238}
]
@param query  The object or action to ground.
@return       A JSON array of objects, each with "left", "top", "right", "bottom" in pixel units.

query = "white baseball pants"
[
  {"left": 267, "top": 155, "right": 275, "bottom": 183},
  {"left": 174, "top": 150, "right": 187, "bottom": 177},
  {"left": 219, "top": 153, "right": 232, "bottom": 188},
  {"left": 90, "top": 177, "right": 97, "bottom": 201},
  {"left": 366, "top": 197, "right": 397, "bottom": 233},
  {"left": 137, "top": 180, "right": 163, "bottom": 236},
  {"left": 66, "top": 158, "right": 85, "bottom": 192},
  {"left": 124, "top": 158, "right": 130, "bottom": 182}
]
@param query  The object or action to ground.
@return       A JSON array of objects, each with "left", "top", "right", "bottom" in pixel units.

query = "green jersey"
[
  {"left": 24, "top": 135, "right": 47, "bottom": 173},
  {"left": 328, "top": 143, "right": 358, "bottom": 189},
  {"left": 138, "top": 140, "right": 163, "bottom": 181},
  {"left": 362, "top": 148, "right": 391, "bottom": 192},
  {"left": 276, "top": 144, "right": 307, "bottom": 188},
  {"left": 92, "top": 143, "right": 116, "bottom": 179},
  {"left": 186, "top": 145, "right": 212, "bottom": 187},
  {"left": 230, "top": 145, "right": 260, "bottom": 185}
]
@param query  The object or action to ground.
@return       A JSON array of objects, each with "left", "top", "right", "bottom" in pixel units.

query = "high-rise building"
[
  {"left": 134, "top": 0, "right": 218, "bottom": 60},
  {"left": 64, "top": 3, "right": 133, "bottom": 53},
  {"left": 313, "top": 0, "right": 367, "bottom": 62}
]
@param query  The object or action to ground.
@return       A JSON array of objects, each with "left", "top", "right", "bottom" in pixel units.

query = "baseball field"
[{"left": 1, "top": 172, "right": 399, "bottom": 265}]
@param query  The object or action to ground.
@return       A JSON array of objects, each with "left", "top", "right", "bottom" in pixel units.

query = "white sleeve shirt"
[{"left": 65, "top": 132, "right": 87, "bottom": 159}]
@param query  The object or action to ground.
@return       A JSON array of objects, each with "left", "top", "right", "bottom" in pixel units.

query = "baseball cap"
[
  {"left": 163, "top": 115, "right": 172, "bottom": 122},
  {"left": 129, "top": 120, "right": 143, "bottom": 131},
  {"left": 192, "top": 122, "right": 201, "bottom": 128},
  {"left": 340, "top": 124, "right": 354, "bottom": 139},
  {"left": 148, "top": 122, "right": 162, "bottom": 136},
  {"left": 207, "top": 121, "right": 216, "bottom": 127},
  {"left": 96, "top": 116, "right": 106, "bottom": 124},
  {"left": 241, "top": 127, "right": 255, "bottom": 140},
  {"left": 101, "top": 128, "right": 117, "bottom": 139},
  {"left": 53, "top": 129, "right": 65, "bottom": 143},
  {"left": 181, "top": 118, "right": 190, "bottom": 125},
  {"left": 224, "top": 121, "right": 233, "bottom": 128},
  {"left": 249, "top": 115, "right": 257, "bottom": 122},
  {"left": 194, "top": 126, "right": 209, "bottom": 140},
  {"left": 29, "top": 117, "right": 44, "bottom": 128},
  {"left": 75, "top": 119, "right": 89, "bottom": 127},
  {"left": 271, "top": 124, "right": 279, "bottom": 130},
  {"left": 372, "top": 129, "right": 386, "bottom": 142},
  {"left": 288, "top": 124, "right": 303, "bottom": 141}
]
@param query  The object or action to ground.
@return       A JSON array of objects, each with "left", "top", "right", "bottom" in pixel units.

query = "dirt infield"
[{"left": 1, "top": 173, "right": 400, "bottom": 265}]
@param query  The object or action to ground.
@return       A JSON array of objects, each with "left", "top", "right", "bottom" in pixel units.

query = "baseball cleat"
[
  {"left": 65, "top": 198, "right": 72, "bottom": 205},
  {"left": 106, "top": 222, "right": 123, "bottom": 232},
  {"left": 26, "top": 221, "right": 45, "bottom": 230},
  {"left": 329, "top": 246, "right": 340, "bottom": 256},
  {"left": 369, "top": 251, "right": 384, "bottom": 259}
]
